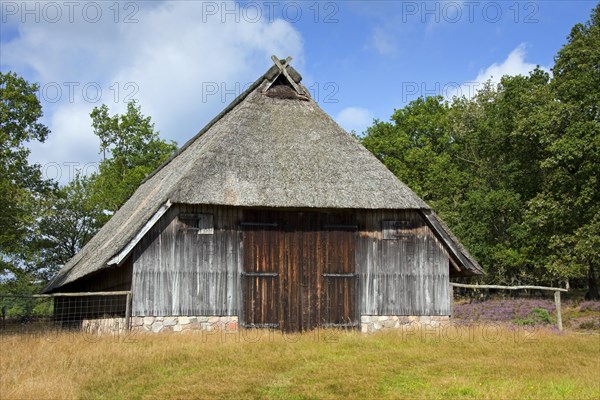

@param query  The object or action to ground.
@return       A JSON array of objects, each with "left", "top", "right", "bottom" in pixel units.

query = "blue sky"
[{"left": 0, "top": 0, "right": 596, "bottom": 183}]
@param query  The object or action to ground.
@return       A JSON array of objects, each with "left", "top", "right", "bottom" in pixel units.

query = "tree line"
[
  {"left": 1, "top": 4, "right": 598, "bottom": 298},
  {"left": 360, "top": 5, "right": 599, "bottom": 298}
]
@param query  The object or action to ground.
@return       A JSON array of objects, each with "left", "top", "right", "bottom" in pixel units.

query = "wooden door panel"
[
  {"left": 242, "top": 274, "right": 278, "bottom": 328},
  {"left": 322, "top": 276, "right": 357, "bottom": 326},
  {"left": 321, "top": 225, "right": 358, "bottom": 328},
  {"left": 242, "top": 212, "right": 358, "bottom": 331},
  {"left": 242, "top": 222, "right": 280, "bottom": 328}
]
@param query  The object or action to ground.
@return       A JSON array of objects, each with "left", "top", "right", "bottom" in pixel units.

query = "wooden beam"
[
  {"left": 449, "top": 283, "right": 567, "bottom": 331},
  {"left": 125, "top": 292, "right": 132, "bottom": 330},
  {"left": 449, "top": 283, "right": 568, "bottom": 292},
  {"left": 449, "top": 283, "right": 454, "bottom": 317},
  {"left": 267, "top": 55, "right": 305, "bottom": 95},
  {"left": 420, "top": 210, "right": 480, "bottom": 274},
  {"left": 26, "top": 291, "right": 132, "bottom": 298},
  {"left": 449, "top": 257, "right": 461, "bottom": 272},
  {"left": 108, "top": 200, "right": 172, "bottom": 266}
]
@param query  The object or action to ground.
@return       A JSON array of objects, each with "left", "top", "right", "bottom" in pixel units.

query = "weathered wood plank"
[
  {"left": 357, "top": 210, "right": 450, "bottom": 316},
  {"left": 132, "top": 205, "right": 241, "bottom": 317}
]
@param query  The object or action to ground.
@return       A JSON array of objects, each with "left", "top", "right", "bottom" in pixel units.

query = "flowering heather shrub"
[
  {"left": 453, "top": 299, "right": 556, "bottom": 325},
  {"left": 579, "top": 300, "right": 600, "bottom": 312},
  {"left": 572, "top": 316, "right": 600, "bottom": 330}
]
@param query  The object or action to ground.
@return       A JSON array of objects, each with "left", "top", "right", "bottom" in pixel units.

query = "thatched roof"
[{"left": 44, "top": 58, "right": 481, "bottom": 292}]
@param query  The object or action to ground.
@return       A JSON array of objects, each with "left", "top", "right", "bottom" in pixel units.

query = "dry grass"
[{"left": 1, "top": 325, "right": 599, "bottom": 399}]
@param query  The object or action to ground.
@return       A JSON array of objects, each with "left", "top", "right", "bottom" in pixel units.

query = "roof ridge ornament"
[{"left": 265, "top": 55, "right": 306, "bottom": 96}]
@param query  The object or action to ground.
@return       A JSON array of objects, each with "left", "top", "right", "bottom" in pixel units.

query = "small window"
[
  {"left": 382, "top": 220, "right": 415, "bottom": 241},
  {"left": 178, "top": 213, "right": 214, "bottom": 234}
]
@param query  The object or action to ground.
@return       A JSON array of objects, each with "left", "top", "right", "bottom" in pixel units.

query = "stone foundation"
[
  {"left": 83, "top": 315, "right": 450, "bottom": 335},
  {"left": 130, "top": 316, "right": 238, "bottom": 333},
  {"left": 360, "top": 315, "right": 450, "bottom": 334}
]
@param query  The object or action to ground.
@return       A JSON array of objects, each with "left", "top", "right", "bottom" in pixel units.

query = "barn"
[{"left": 44, "top": 57, "right": 482, "bottom": 333}]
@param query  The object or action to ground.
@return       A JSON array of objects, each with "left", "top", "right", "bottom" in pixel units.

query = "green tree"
[
  {"left": 31, "top": 101, "right": 177, "bottom": 287},
  {"left": 361, "top": 96, "right": 466, "bottom": 216},
  {"left": 0, "top": 71, "right": 54, "bottom": 287},
  {"left": 361, "top": 4, "right": 600, "bottom": 293},
  {"left": 362, "top": 74, "right": 552, "bottom": 285},
  {"left": 449, "top": 71, "right": 553, "bottom": 284},
  {"left": 89, "top": 101, "right": 177, "bottom": 218},
  {"left": 32, "top": 174, "right": 102, "bottom": 281},
  {"left": 526, "top": 4, "right": 600, "bottom": 298}
]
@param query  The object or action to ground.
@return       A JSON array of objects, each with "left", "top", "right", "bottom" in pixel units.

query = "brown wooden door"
[
  {"left": 284, "top": 212, "right": 320, "bottom": 332},
  {"left": 321, "top": 224, "right": 358, "bottom": 328},
  {"left": 241, "top": 222, "right": 280, "bottom": 328},
  {"left": 242, "top": 211, "right": 357, "bottom": 331}
]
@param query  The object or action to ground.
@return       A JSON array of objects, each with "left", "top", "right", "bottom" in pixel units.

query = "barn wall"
[
  {"left": 131, "top": 205, "right": 450, "bottom": 318},
  {"left": 356, "top": 210, "right": 450, "bottom": 316},
  {"left": 131, "top": 205, "right": 242, "bottom": 317}
]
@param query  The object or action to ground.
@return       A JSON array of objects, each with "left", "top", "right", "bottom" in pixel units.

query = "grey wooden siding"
[
  {"left": 131, "top": 206, "right": 449, "bottom": 318},
  {"left": 356, "top": 210, "right": 450, "bottom": 316},
  {"left": 131, "top": 205, "right": 241, "bottom": 316}
]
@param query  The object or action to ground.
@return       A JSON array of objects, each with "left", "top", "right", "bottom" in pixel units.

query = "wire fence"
[{"left": 0, "top": 291, "right": 131, "bottom": 337}]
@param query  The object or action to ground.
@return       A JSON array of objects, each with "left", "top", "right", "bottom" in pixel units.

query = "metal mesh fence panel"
[{"left": 0, "top": 292, "right": 130, "bottom": 336}]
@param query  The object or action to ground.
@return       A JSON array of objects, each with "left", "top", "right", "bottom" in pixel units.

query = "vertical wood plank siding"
[
  {"left": 132, "top": 205, "right": 242, "bottom": 316},
  {"left": 131, "top": 206, "right": 450, "bottom": 319},
  {"left": 357, "top": 210, "right": 450, "bottom": 316}
]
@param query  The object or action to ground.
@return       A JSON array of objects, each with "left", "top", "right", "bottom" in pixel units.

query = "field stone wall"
[
  {"left": 84, "top": 315, "right": 448, "bottom": 335},
  {"left": 130, "top": 316, "right": 238, "bottom": 333}
]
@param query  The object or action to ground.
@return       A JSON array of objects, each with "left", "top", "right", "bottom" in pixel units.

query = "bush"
[{"left": 513, "top": 307, "right": 553, "bottom": 326}]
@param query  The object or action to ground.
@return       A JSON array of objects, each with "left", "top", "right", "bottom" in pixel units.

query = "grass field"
[{"left": 1, "top": 324, "right": 599, "bottom": 399}]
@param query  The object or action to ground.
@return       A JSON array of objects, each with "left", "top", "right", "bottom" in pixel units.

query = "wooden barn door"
[
  {"left": 241, "top": 222, "right": 280, "bottom": 329},
  {"left": 242, "top": 211, "right": 357, "bottom": 331},
  {"left": 320, "top": 224, "right": 358, "bottom": 328},
  {"left": 284, "top": 212, "right": 320, "bottom": 332}
]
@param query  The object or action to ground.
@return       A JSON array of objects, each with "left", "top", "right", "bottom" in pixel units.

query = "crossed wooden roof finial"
[{"left": 268, "top": 55, "right": 304, "bottom": 95}]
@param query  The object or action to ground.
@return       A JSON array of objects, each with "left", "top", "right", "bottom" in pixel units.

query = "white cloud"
[
  {"left": 2, "top": 1, "right": 304, "bottom": 183},
  {"left": 473, "top": 44, "right": 542, "bottom": 84},
  {"left": 448, "top": 44, "right": 549, "bottom": 99},
  {"left": 370, "top": 27, "right": 396, "bottom": 55},
  {"left": 336, "top": 107, "right": 374, "bottom": 134},
  {"left": 29, "top": 103, "right": 101, "bottom": 182}
]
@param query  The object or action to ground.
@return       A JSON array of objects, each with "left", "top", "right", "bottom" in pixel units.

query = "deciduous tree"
[
  {"left": 0, "top": 71, "right": 54, "bottom": 288},
  {"left": 89, "top": 101, "right": 177, "bottom": 220}
]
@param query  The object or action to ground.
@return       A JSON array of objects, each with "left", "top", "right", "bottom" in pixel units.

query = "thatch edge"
[{"left": 420, "top": 209, "right": 483, "bottom": 275}]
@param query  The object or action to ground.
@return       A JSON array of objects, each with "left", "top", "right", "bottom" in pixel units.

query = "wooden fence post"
[
  {"left": 449, "top": 284, "right": 454, "bottom": 318},
  {"left": 125, "top": 292, "right": 132, "bottom": 331},
  {"left": 554, "top": 290, "right": 563, "bottom": 331}
]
